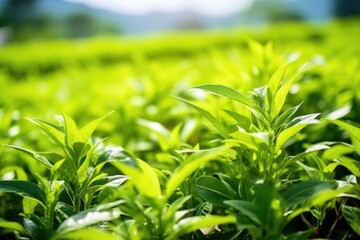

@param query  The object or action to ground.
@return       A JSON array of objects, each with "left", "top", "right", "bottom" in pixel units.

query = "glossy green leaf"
[
  {"left": 282, "top": 181, "right": 337, "bottom": 209},
  {"left": 0, "top": 180, "right": 45, "bottom": 204},
  {"left": 57, "top": 200, "right": 124, "bottom": 234},
  {"left": 196, "top": 176, "right": 234, "bottom": 206},
  {"left": 225, "top": 200, "right": 261, "bottom": 225}
]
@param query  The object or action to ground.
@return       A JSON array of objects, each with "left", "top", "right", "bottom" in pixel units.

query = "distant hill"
[
  {"left": 33, "top": 0, "right": 246, "bottom": 34},
  {"left": 0, "top": 0, "right": 337, "bottom": 36}
]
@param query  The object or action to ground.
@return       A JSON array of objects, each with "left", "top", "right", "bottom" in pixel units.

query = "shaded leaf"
[
  {"left": 0, "top": 180, "right": 45, "bottom": 204},
  {"left": 282, "top": 181, "right": 337, "bottom": 209},
  {"left": 196, "top": 176, "right": 233, "bottom": 206},
  {"left": 225, "top": 200, "right": 261, "bottom": 226}
]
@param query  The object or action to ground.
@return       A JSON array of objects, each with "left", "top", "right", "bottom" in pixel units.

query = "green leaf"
[
  {"left": 223, "top": 109, "right": 251, "bottom": 130},
  {"left": 78, "top": 111, "right": 114, "bottom": 143},
  {"left": 63, "top": 113, "right": 79, "bottom": 150},
  {"left": 342, "top": 205, "right": 360, "bottom": 235},
  {"left": 55, "top": 229, "right": 123, "bottom": 240},
  {"left": 273, "top": 103, "right": 302, "bottom": 129},
  {"left": 0, "top": 180, "right": 45, "bottom": 205},
  {"left": 26, "top": 118, "right": 66, "bottom": 151},
  {"left": 1, "top": 145, "right": 53, "bottom": 169},
  {"left": 268, "top": 65, "right": 287, "bottom": 98},
  {"left": 193, "top": 84, "right": 253, "bottom": 107},
  {"left": 112, "top": 158, "right": 161, "bottom": 199},
  {"left": 224, "top": 200, "right": 261, "bottom": 225},
  {"left": 196, "top": 176, "right": 234, "bottom": 206},
  {"left": 172, "top": 215, "right": 236, "bottom": 239},
  {"left": 324, "top": 156, "right": 360, "bottom": 177},
  {"left": 282, "top": 181, "right": 337, "bottom": 209},
  {"left": 271, "top": 66, "right": 304, "bottom": 119},
  {"left": 285, "top": 230, "right": 312, "bottom": 240},
  {"left": 0, "top": 219, "right": 26, "bottom": 233},
  {"left": 329, "top": 120, "right": 360, "bottom": 153},
  {"left": 228, "top": 131, "right": 269, "bottom": 151},
  {"left": 23, "top": 197, "right": 39, "bottom": 214},
  {"left": 57, "top": 200, "right": 124, "bottom": 234},
  {"left": 166, "top": 196, "right": 192, "bottom": 223},
  {"left": 165, "top": 146, "right": 228, "bottom": 199},
  {"left": 77, "top": 141, "right": 103, "bottom": 185},
  {"left": 275, "top": 113, "right": 319, "bottom": 152},
  {"left": 175, "top": 97, "right": 229, "bottom": 138}
]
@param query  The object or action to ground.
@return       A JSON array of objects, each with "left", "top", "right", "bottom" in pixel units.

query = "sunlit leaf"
[
  {"left": 55, "top": 229, "right": 123, "bottom": 240},
  {"left": 171, "top": 215, "right": 236, "bottom": 239},
  {"left": 275, "top": 113, "right": 319, "bottom": 152},
  {"left": 0, "top": 219, "right": 26, "bottom": 233},
  {"left": 193, "top": 84, "right": 253, "bottom": 107},
  {"left": 175, "top": 97, "right": 229, "bottom": 138},
  {"left": 1, "top": 145, "right": 53, "bottom": 169},
  {"left": 329, "top": 120, "right": 360, "bottom": 153},
  {"left": 343, "top": 205, "right": 360, "bottom": 235},
  {"left": 57, "top": 200, "right": 124, "bottom": 234}
]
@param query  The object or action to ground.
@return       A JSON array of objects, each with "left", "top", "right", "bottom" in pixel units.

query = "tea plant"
[
  {"left": 178, "top": 64, "right": 357, "bottom": 239},
  {"left": 0, "top": 113, "right": 128, "bottom": 239},
  {"left": 103, "top": 145, "right": 236, "bottom": 240}
]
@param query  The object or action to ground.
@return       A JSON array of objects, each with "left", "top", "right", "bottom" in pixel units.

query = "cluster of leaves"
[{"left": 1, "top": 59, "right": 360, "bottom": 239}]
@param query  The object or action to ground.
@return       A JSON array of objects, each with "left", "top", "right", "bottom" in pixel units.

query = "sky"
[{"left": 65, "top": 0, "right": 255, "bottom": 17}]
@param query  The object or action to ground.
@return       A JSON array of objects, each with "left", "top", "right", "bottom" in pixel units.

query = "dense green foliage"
[{"left": 0, "top": 20, "right": 360, "bottom": 239}]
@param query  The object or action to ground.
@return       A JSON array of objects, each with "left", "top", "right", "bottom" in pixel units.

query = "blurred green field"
[{"left": 1, "top": 20, "right": 359, "bottom": 150}]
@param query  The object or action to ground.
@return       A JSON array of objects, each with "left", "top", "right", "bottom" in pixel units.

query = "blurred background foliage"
[{"left": 0, "top": 0, "right": 359, "bottom": 221}]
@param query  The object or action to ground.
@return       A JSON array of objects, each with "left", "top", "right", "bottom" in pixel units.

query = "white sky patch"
[{"left": 65, "top": 0, "right": 254, "bottom": 17}]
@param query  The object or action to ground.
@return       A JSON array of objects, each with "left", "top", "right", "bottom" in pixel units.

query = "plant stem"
[{"left": 327, "top": 199, "right": 346, "bottom": 239}]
